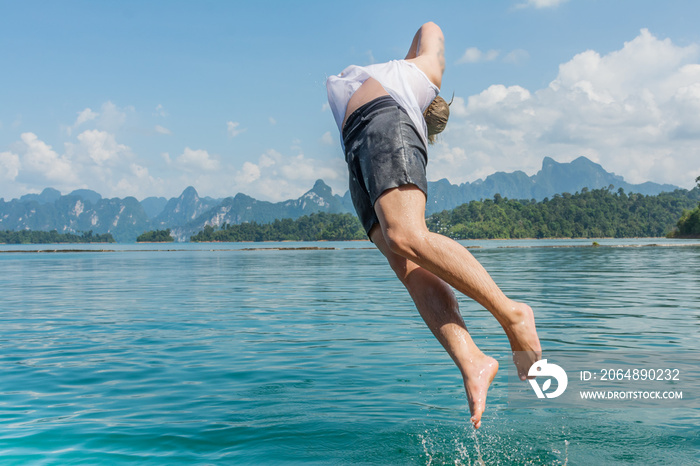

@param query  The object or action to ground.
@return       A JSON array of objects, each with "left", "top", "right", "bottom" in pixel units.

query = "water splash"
[
  {"left": 416, "top": 421, "right": 572, "bottom": 465},
  {"left": 470, "top": 429, "right": 486, "bottom": 465},
  {"left": 419, "top": 430, "right": 432, "bottom": 466}
]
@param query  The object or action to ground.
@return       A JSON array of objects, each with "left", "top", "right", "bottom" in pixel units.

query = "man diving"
[{"left": 326, "top": 22, "right": 541, "bottom": 429}]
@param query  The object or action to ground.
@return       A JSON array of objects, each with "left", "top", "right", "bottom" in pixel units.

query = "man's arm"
[{"left": 405, "top": 22, "right": 445, "bottom": 88}]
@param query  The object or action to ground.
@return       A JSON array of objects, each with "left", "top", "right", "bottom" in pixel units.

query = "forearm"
[{"left": 405, "top": 26, "right": 422, "bottom": 59}]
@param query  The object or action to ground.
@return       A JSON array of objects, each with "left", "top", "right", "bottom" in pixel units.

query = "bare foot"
[
  {"left": 462, "top": 354, "right": 499, "bottom": 429},
  {"left": 501, "top": 301, "right": 542, "bottom": 380}
]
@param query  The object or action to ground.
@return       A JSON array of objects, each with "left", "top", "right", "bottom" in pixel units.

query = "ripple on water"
[{"left": 0, "top": 243, "right": 698, "bottom": 463}]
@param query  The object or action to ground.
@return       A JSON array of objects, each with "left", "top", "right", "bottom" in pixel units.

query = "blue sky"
[{"left": 2, "top": 0, "right": 700, "bottom": 201}]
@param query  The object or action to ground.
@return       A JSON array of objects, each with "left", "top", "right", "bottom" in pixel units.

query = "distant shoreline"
[{"left": 2, "top": 241, "right": 699, "bottom": 254}]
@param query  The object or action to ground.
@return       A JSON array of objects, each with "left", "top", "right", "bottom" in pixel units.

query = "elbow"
[{"left": 421, "top": 21, "right": 443, "bottom": 36}]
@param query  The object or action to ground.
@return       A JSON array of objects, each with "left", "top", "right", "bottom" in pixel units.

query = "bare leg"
[
  {"left": 374, "top": 185, "right": 542, "bottom": 380},
  {"left": 370, "top": 226, "right": 498, "bottom": 429}
]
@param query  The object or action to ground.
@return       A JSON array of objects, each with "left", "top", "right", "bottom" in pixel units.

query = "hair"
[{"left": 423, "top": 95, "right": 452, "bottom": 144}]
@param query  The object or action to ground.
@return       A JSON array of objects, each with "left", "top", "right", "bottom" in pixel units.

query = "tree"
[
  {"left": 190, "top": 213, "right": 365, "bottom": 242},
  {"left": 672, "top": 206, "right": 700, "bottom": 238},
  {"left": 136, "top": 229, "right": 174, "bottom": 242},
  {"left": 0, "top": 230, "right": 114, "bottom": 244},
  {"left": 425, "top": 187, "right": 699, "bottom": 239}
]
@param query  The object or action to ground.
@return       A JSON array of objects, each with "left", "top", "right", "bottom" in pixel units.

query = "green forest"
[
  {"left": 0, "top": 230, "right": 115, "bottom": 244},
  {"left": 191, "top": 212, "right": 366, "bottom": 242},
  {"left": 136, "top": 229, "right": 175, "bottom": 242},
  {"left": 671, "top": 205, "right": 700, "bottom": 237},
  {"left": 191, "top": 186, "right": 700, "bottom": 242},
  {"left": 427, "top": 186, "right": 700, "bottom": 239},
  {"left": 668, "top": 176, "right": 700, "bottom": 238}
]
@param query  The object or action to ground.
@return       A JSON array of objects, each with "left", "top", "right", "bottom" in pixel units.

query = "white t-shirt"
[{"left": 326, "top": 60, "right": 440, "bottom": 147}]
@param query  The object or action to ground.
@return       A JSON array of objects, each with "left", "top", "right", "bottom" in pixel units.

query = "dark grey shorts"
[{"left": 342, "top": 95, "right": 428, "bottom": 239}]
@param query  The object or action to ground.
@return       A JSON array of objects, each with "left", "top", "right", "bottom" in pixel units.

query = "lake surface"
[{"left": 1, "top": 239, "right": 699, "bottom": 464}]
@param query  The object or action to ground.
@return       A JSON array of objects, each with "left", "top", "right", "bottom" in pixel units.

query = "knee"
[{"left": 383, "top": 225, "right": 425, "bottom": 260}]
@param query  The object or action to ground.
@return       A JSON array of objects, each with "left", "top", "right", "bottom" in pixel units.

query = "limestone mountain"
[
  {"left": 0, "top": 192, "right": 149, "bottom": 242},
  {"left": 424, "top": 156, "right": 678, "bottom": 214},
  {"left": 0, "top": 157, "right": 682, "bottom": 242},
  {"left": 168, "top": 180, "right": 351, "bottom": 241},
  {"left": 151, "top": 186, "right": 221, "bottom": 229}
]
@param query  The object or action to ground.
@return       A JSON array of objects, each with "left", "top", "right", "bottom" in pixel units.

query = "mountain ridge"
[
  {"left": 426, "top": 156, "right": 678, "bottom": 213},
  {"left": 0, "top": 156, "right": 682, "bottom": 242}
]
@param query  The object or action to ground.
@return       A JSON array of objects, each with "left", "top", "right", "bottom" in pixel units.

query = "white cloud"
[
  {"left": 115, "top": 164, "right": 164, "bottom": 198},
  {"left": 227, "top": 149, "right": 344, "bottom": 201},
  {"left": 176, "top": 147, "right": 220, "bottom": 171},
  {"left": 458, "top": 47, "right": 531, "bottom": 65},
  {"left": 516, "top": 0, "right": 568, "bottom": 8},
  {"left": 321, "top": 131, "right": 334, "bottom": 145},
  {"left": 3, "top": 108, "right": 345, "bottom": 201},
  {"left": 235, "top": 161, "right": 261, "bottom": 184},
  {"left": 281, "top": 153, "right": 339, "bottom": 182},
  {"left": 131, "top": 163, "right": 149, "bottom": 178},
  {"left": 75, "top": 129, "right": 131, "bottom": 165},
  {"left": 3, "top": 129, "right": 163, "bottom": 198},
  {"left": 19, "top": 132, "right": 77, "bottom": 184},
  {"left": 436, "top": 29, "right": 700, "bottom": 188},
  {"left": 65, "top": 129, "right": 157, "bottom": 198},
  {"left": 75, "top": 107, "right": 98, "bottom": 129},
  {"left": 2, "top": 103, "right": 178, "bottom": 199},
  {"left": 227, "top": 121, "right": 245, "bottom": 137},
  {"left": 65, "top": 108, "right": 99, "bottom": 136},
  {"left": 0, "top": 151, "right": 21, "bottom": 181},
  {"left": 154, "top": 104, "right": 168, "bottom": 117},
  {"left": 96, "top": 101, "right": 129, "bottom": 132},
  {"left": 155, "top": 125, "right": 171, "bottom": 135},
  {"left": 259, "top": 151, "right": 276, "bottom": 168},
  {"left": 449, "top": 96, "right": 468, "bottom": 117},
  {"left": 458, "top": 47, "right": 500, "bottom": 64},
  {"left": 76, "top": 108, "right": 98, "bottom": 126},
  {"left": 269, "top": 117, "right": 277, "bottom": 125},
  {"left": 63, "top": 102, "right": 131, "bottom": 137},
  {"left": 503, "top": 49, "right": 530, "bottom": 64}
]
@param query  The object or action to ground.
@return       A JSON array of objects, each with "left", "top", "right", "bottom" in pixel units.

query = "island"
[
  {"left": 136, "top": 229, "right": 175, "bottom": 243},
  {"left": 0, "top": 230, "right": 115, "bottom": 244}
]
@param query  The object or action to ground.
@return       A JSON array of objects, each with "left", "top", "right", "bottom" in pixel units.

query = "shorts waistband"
[{"left": 342, "top": 95, "right": 401, "bottom": 140}]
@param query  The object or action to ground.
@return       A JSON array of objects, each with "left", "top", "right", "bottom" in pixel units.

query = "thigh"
[{"left": 374, "top": 184, "right": 429, "bottom": 236}]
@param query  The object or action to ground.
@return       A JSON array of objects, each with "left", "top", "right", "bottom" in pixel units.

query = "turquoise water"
[{"left": 1, "top": 240, "right": 698, "bottom": 464}]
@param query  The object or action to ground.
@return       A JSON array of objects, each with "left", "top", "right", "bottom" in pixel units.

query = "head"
[{"left": 423, "top": 94, "right": 452, "bottom": 144}]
